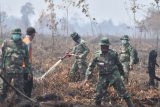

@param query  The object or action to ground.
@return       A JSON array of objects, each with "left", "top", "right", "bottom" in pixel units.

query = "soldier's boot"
[
  {"left": 95, "top": 100, "right": 101, "bottom": 106},
  {"left": 124, "top": 98, "right": 134, "bottom": 107}
]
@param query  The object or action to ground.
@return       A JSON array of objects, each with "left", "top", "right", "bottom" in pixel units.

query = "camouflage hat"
[
  {"left": 70, "top": 32, "right": 80, "bottom": 41},
  {"left": 120, "top": 35, "right": 129, "bottom": 40},
  {"left": 99, "top": 37, "right": 110, "bottom": 46},
  {"left": 11, "top": 28, "right": 22, "bottom": 34}
]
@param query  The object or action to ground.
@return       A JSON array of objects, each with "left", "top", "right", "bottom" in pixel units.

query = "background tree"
[
  {"left": 39, "top": 0, "right": 57, "bottom": 52},
  {"left": 20, "top": 2, "right": 35, "bottom": 30},
  {"left": 0, "top": 11, "right": 7, "bottom": 38},
  {"left": 57, "top": 0, "right": 96, "bottom": 36}
]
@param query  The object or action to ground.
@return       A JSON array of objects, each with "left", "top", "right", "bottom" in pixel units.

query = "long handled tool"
[
  {"left": 40, "top": 59, "right": 63, "bottom": 79},
  {"left": 40, "top": 53, "right": 78, "bottom": 80},
  {"left": 0, "top": 73, "right": 36, "bottom": 103}
]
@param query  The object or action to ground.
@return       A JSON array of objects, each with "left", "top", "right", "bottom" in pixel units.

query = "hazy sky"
[{"left": 0, "top": 0, "right": 154, "bottom": 26}]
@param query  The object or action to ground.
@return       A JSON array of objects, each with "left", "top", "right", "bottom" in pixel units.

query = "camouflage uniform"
[
  {"left": 119, "top": 35, "right": 134, "bottom": 84},
  {"left": 69, "top": 32, "right": 89, "bottom": 82},
  {"left": 0, "top": 28, "right": 31, "bottom": 102},
  {"left": 85, "top": 37, "right": 134, "bottom": 107}
]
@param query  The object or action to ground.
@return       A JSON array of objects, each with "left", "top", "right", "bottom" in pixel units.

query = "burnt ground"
[{"left": 0, "top": 36, "right": 160, "bottom": 107}]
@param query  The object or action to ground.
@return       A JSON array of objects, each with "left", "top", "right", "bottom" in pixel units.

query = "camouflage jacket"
[
  {"left": 0, "top": 39, "right": 31, "bottom": 73},
  {"left": 85, "top": 49, "right": 124, "bottom": 84},
  {"left": 72, "top": 39, "right": 89, "bottom": 59},
  {"left": 119, "top": 43, "right": 134, "bottom": 65}
]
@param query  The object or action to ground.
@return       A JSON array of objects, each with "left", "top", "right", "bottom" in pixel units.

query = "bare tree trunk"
[
  {"left": 52, "top": 30, "right": 54, "bottom": 53},
  {"left": 156, "top": 32, "right": 159, "bottom": 49},
  {"left": 66, "top": 8, "right": 68, "bottom": 46},
  {"left": 0, "top": 24, "right": 2, "bottom": 39},
  {"left": 0, "top": 10, "right": 2, "bottom": 39}
]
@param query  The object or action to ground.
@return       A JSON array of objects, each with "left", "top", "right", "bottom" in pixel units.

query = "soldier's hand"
[
  {"left": 121, "top": 76, "right": 124, "bottom": 81},
  {"left": 28, "top": 73, "right": 33, "bottom": 80},
  {"left": 65, "top": 52, "right": 72, "bottom": 58},
  {"left": 129, "top": 65, "right": 133, "bottom": 70},
  {"left": 78, "top": 54, "right": 83, "bottom": 58}
]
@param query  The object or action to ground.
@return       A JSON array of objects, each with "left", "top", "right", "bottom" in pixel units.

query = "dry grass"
[{"left": 1, "top": 35, "right": 160, "bottom": 107}]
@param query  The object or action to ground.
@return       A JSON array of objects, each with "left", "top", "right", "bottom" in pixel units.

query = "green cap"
[
  {"left": 11, "top": 28, "right": 22, "bottom": 35},
  {"left": 99, "top": 37, "right": 110, "bottom": 46},
  {"left": 120, "top": 35, "right": 129, "bottom": 40}
]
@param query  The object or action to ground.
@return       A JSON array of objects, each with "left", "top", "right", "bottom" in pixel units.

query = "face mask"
[
  {"left": 121, "top": 40, "right": 128, "bottom": 45},
  {"left": 75, "top": 38, "right": 81, "bottom": 44},
  {"left": 11, "top": 34, "right": 21, "bottom": 41}
]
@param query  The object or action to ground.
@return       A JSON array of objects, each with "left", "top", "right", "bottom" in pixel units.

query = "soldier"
[
  {"left": 68, "top": 32, "right": 89, "bottom": 82},
  {"left": 148, "top": 50, "right": 160, "bottom": 87},
  {"left": 23, "top": 27, "right": 36, "bottom": 97},
  {"left": 84, "top": 37, "right": 134, "bottom": 107},
  {"left": 119, "top": 35, "right": 134, "bottom": 84},
  {"left": 0, "top": 28, "right": 31, "bottom": 102}
]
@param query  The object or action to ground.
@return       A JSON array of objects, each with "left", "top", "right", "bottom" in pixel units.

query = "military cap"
[
  {"left": 99, "top": 37, "right": 110, "bottom": 46},
  {"left": 70, "top": 32, "right": 80, "bottom": 41},
  {"left": 11, "top": 28, "right": 22, "bottom": 34},
  {"left": 120, "top": 35, "right": 130, "bottom": 40}
]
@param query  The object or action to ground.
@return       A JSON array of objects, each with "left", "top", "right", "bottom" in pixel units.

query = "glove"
[
  {"left": 78, "top": 54, "right": 83, "bottom": 58},
  {"left": 65, "top": 52, "right": 72, "bottom": 58}
]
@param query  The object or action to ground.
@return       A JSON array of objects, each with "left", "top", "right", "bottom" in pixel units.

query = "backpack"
[
  {"left": 132, "top": 48, "right": 139, "bottom": 64},
  {"left": 2, "top": 40, "right": 26, "bottom": 70}
]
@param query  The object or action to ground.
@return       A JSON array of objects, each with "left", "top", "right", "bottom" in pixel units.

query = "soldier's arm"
[
  {"left": 25, "top": 42, "right": 31, "bottom": 52},
  {"left": 69, "top": 46, "right": 76, "bottom": 54},
  {"left": 85, "top": 54, "right": 97, "bottom": 80},
  {"left": 80, "top": 43, "right": 90, "bottom": 58},
  {"left": 129, "top": 46, "right": 134, "bottom": 65},
  {"left": 115, "top": 52, "right": 125, "bottom": 76},
  {"left": 0, "top": 41, "right": 6, "bottom": 69}
]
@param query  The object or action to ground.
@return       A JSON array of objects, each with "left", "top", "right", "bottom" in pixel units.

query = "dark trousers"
[
  {"left": 23, "top": 73, "right": 33, "bottom": 98},
  {"left": 148, "top": 67, "right": 160, "bottom": 86},
  {"left": 148, "top": 67, "right": 155, "bottom": 86}
]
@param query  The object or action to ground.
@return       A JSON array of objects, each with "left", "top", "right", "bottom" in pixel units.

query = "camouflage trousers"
[
  {"left": 95, "top": 76, "right": 130, "bottom": 102},
  {"left": 0, "top": 78, "right": 3, "bottom": 92},
  {"left": 121, "top": 62, "right": 130, "bottom": 84},
  {"left": 69, "top": 59, "right": 88, "bottom": 82},
  {"left": 0, "top": 73, "right": 24, "bottom": 102}
]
